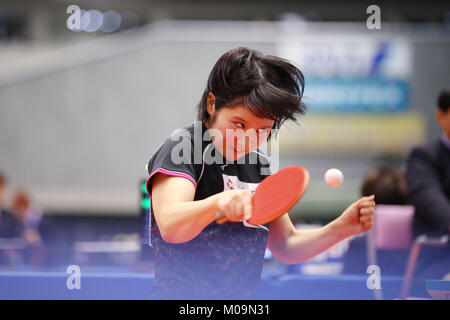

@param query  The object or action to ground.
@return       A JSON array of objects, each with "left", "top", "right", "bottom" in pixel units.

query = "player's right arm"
[{"left": 151, "top": 173, "right": 252, "bottom": 244}]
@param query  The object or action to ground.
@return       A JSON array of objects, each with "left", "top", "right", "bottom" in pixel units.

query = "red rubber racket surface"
[
  {"left": 248, "top": 166, "right": 309, "bottom": 225},
  {"left": 216, "top": 166, "right": 309, "bottom": 225}
]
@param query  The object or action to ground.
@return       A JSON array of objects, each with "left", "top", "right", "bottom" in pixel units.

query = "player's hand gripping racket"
[{"left": 216, "top": 166, "right": 309, "bottom": 225}]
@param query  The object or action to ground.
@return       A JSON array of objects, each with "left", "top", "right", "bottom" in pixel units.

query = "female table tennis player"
[{"left": 145, "top": 47, "right": 375, "bottom": 299}]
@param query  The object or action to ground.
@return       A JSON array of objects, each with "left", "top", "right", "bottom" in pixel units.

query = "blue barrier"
[
  {"left": 0, "top": 271, "right": 404, "bottom": 300},
  {"left": 0, "top": 271, "right": 154, "bottom": 300},
  {"left": 255, "top": 274, "right": 404, "bottom": 300}
]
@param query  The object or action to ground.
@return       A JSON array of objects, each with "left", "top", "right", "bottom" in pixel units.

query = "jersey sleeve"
[{"left": 145, "top": 130, "right": 201, "bottom": 198}]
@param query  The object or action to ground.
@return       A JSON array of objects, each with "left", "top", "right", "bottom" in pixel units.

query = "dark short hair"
[
  {"left": 437, "top": 89, "right": 450, "bottom": 112},
  {"left": 361, "top": 166, "right": 409, "bottom": 205},
  {"left": 197, "top": 47, "right": 307, "bottom": 140}
]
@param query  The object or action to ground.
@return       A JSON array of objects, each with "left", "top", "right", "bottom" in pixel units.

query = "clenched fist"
[
  {"left": 335, "top": 195, "right": 376, "bottom": 237},
  {"left": 215, "top": 189, "right": 253, "bottom": 223}
]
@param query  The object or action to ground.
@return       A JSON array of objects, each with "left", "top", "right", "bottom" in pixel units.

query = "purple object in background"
[{"left": 374, "top": 205, "right": 414, "bottom": 250}]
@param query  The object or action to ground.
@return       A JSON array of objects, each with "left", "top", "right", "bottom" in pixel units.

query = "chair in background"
[
  {"left": 367, "top": 204, "right": 449, "bottom": 299},
  {"left": 401, "top": 234, "right": 449, "bottom": 299},
  {"left": 366, "top": 204, "right": 414, "bottom": 299}
]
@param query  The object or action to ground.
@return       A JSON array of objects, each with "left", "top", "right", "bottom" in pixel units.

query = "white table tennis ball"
[{"left": 325, "top": 168, "right": 344, "bottom": 188}]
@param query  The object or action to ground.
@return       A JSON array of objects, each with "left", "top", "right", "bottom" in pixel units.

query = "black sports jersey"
[{"left": 145, "top": 120, "right": 272, "bottom": 299}]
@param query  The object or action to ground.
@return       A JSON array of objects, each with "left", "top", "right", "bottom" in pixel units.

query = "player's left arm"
[{"left": 267, "top": 195, "right": 375, "bottom": 264}]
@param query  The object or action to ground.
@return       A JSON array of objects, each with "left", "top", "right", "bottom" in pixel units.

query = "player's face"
[
  {"left": 207, "top": 105, "right": 274, "bottom": 161},
  {"left": 436, "top": 108, "right": 450, "bottom": 139}
]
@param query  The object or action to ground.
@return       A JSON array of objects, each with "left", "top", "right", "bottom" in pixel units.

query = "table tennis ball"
[{"left": 325, "top": 168, "right": 344, "bottom": 188}]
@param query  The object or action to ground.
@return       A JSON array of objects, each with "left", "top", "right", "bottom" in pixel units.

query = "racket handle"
[
  {"left": 216, "top": 212, "right": 249, "bottom": 224},
  {"left": 216, "top": 211, "right": 227, "bottom": 224}
]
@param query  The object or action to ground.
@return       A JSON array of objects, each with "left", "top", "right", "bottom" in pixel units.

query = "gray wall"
[{"left": 0, "top": 21, "right": 449, "bottom": 216}]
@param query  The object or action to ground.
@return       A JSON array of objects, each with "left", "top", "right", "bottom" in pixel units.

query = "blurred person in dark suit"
[
  {"left": 0, "top": 172, "right": 16, "bottom": 238},
  {"left": 406, "top": 89, "right": 450, "bottom": 237},
  {"left": 404, "top": 88, "right": 450, "bottom": 297}
]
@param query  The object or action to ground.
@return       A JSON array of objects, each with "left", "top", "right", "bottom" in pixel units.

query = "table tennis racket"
[{"left": 216, "top": 166, "right": 309, "bottom": 225}]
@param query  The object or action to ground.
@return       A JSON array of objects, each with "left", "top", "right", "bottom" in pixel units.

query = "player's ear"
[
  {"left": 436, "top": 108, "right": 441, "bottom": 120},
  {"left": 207, "top": 92, "right": 216, "bottom": 116},
  {"left": 436, "top": 109, "right": 445, "bottom": 129}
]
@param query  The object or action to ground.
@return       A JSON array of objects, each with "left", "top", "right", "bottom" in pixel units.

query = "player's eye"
[{"left": 234, "top": 122, "right": 245, "bottom": 129}]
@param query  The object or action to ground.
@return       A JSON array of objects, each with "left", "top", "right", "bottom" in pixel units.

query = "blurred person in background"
[
  {"left": 343, "top": 166, "right": 410, "bottom": 275},
  {"left": 406, "top": 88, "right": 450, "bottom": 237},
  {"left": 0, "top": 172, "right": 16, "bottom": 238},
  {"left": 361, "top": 166, "right": 409, "bottom": 205},
  {"left": 405, "top": 89, "right": 450, "bottom": 297},
  {"left": 8, "top": 189, "right": 46, "bottom": 268},
  {"left": 11, "top": 189, "right": 43, "bottom": 247},
  {"left": 0, "top": 172, "right": 18, "bottom": 267},
  {"left": 10, "top": 189, "right": 68, "bottom": 268}
]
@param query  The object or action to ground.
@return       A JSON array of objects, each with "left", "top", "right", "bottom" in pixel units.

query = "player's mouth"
[{"left": 234, "top": 147, "right": 248, "bottom": 153}]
